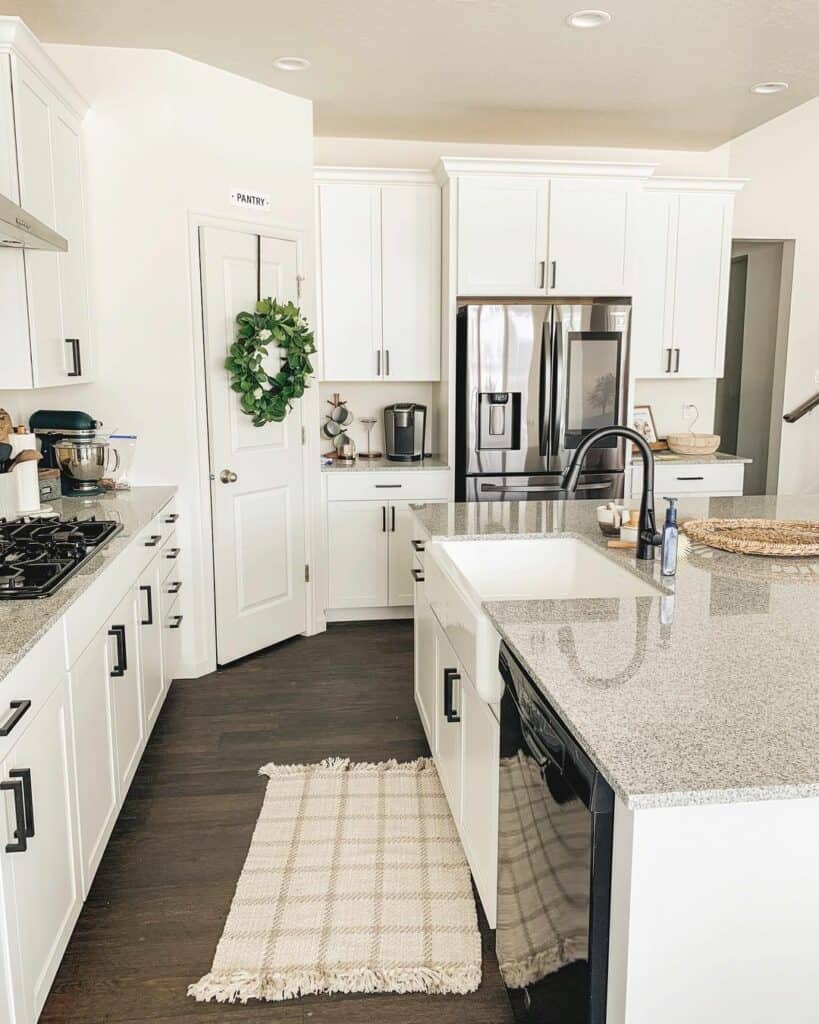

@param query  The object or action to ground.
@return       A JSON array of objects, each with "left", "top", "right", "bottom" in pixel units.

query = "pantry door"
[{"left": 199, "top": 226, "right": 306, "bottom": 665}]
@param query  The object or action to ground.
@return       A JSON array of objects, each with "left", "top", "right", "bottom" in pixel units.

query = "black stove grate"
[{"left": 0, "top": 517, "right": 122, "bottom": 599}]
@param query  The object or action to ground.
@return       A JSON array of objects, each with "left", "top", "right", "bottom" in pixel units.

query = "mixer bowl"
[{"left": 54, "top": 440, "right": 119, "bottom": 488}]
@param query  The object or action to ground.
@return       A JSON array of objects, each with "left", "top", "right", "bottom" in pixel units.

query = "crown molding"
[
  {"left": 436, "top": 156, "right": 658, "bottom": 181},
  {"left": 644, "top": 176, "right": 747, "bottom": 194},
  {"left": 0, "top": 17, "right": 89, "bottom": 119},
  {"left": 315, "top": 166, "right": 438, "bottom": 186}
]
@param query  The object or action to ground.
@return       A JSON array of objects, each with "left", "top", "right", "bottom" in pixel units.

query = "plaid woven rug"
[{"left": 189, "top": 757, "right": 481, "bottom": 1003}]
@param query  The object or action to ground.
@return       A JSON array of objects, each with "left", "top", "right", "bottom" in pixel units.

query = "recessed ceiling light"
[
  {"left": 750, "top": 81, "right": 789, "bottom": 95},
  {"left": 566, "top": 9, "right": 611, "bottom": 28},
  {"left": 273, "top": 56, "right": 311, "bottom": 72}
]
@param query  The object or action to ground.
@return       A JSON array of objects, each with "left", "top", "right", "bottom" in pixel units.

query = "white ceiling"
[{"left": 9, "top": 0, "right": 819, "bottom": 149}]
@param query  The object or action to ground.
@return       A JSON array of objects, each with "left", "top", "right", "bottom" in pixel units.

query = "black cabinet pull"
[
  {"left": 676, "top": 476, "right": 705, "bottom": 481},
  {"left": 9, "top": 770, "right": 34, "bottom": 839},
  {"left": 0, "top": 700, "right": 31, "bottom": 737},
  {"left": 144, "top": 534, "right": 161, "bottom": 548},
  {"left": 164, "top": 513, "right": 179, "bottom": 524},
  {"left": 167, "top": 580, "right": 182, "bottom": 594},
  {"left": 169, "top": 614, "right": 183, "bottom": 630},
  {"left": 381, "top": 506, "right": 386, "bottom": 533},
  {"left": 374, "top": 484, "right": 402, "bottom": 489},
  {"left": 391, "top": 506, "right": 396, "bottom": 532},
  {"left": 411, "top": 540, "right": 426, "bottom": 552},
  {"left": 165, "top": 547, "right": 181, "bottom": 560},
  {"left": 443, "top": 667, "right": 461, "bottom": 724},
  {"left": 108, "top": 624, "right": 127, "bottom": 677},
  {"left": 65, "top": 338, "right": 82, "bottom": 377},
  {"left": 411, "top": 568, "right": 425, "bottom": 583},
  {"left": 139, "top": 584, "right": 153, "bottom": 626},
  {"left": 0, "top": 778, "right": 27, "bottom": 853}
]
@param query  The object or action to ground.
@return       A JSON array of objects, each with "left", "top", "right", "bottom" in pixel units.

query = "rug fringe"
[
  {"left": 499, "top": 936, "right": 585, "bottom": 990},
  {"left": 258, "top": 755, "right": 436, "bottom": 779},
  {"left": 188, "top": 963, "right": 481, "bottom": 1003}
]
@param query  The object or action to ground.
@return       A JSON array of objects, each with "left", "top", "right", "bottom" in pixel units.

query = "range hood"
[{"left": 0, "top": 192, "right": 68, "bottom": 251}]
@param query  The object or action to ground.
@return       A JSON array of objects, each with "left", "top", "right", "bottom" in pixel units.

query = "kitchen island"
[{"left": 410, "top": 495, "right": 819, "bottom": 1024}]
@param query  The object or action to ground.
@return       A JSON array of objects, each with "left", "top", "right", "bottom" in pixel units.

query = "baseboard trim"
[{"left": 326, "top": 607, "right": 413, "bottom": 623}]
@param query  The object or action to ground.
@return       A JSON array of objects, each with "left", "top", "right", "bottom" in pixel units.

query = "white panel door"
[
  {"left": 547, "top": 177, "right": 634, "bottom": 296},
  {"left": 672, "top": 194, "right": 732, "bottom": 378},
  {"left": 327, "top": 500, "right": 389, "bottom": 609},
  {"left": 1, "top": 680, "right": 81, "bottom": 1023},
  {"left": 434, "top": 623, "right": 462, "bottom": 818},
  {"left": 69, "top": 624, "right": 118, "bottom": 895},
  {"left": 381, "top": 184, "right": 441, "bottom": 381},
  {"left": 200, "top": 226, "right": 307, "bottom": 665},
  {"left": 457, "top": 176, "right": 549, "bottom": 297},
  {"left": 631, "top": 190, "right": 677, "bottom": 378},
  {"left": 138, "top": 556, "right": 165, "bottom": 732},
  {"left": 318, "top": 183, "right": 382, "bottom": 380},
  {"left": 108, "top": 588, "right": 145, "bottom": 797},
  {"left": 388, "top": 500, "right": 415, "bottom": 607}
]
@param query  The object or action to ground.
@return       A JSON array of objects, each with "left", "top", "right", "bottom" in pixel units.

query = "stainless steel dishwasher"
[{"left": 497, "top": 641, "right": 614, "bottom": 1024}]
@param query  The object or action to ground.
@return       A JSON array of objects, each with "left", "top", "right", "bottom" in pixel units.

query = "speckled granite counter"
[
  {"left": 410, "top": 495, "right": 819, "bottom": 809},
  {"left": 652, "top": 451, "right": 752, "bottom": 464},
  {"left": 322, "top": 456, "right": 449, "bottom": 472},
  {"left": 0, "top": 487, "right": 176, "bottom": 684}
]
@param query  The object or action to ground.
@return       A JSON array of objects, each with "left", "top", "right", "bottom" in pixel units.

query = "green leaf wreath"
[{"left": 225, "top": 298, "right": 315, "bottom": 426}]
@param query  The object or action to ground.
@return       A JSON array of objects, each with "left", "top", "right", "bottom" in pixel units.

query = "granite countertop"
[
  {"left": 0, "top": 487, "right": 176, "bottom": 684},
  {"left": 647, "top": 451, "right": 753, "bottom": 465},
  {"left": 322, "top": 455, "right": 449, "bottom": 472},
  {"left": 410, "top": 495, "right": 819, "bottom": 810}
]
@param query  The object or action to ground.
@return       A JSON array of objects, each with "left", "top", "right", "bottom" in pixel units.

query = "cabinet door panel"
[
  {"left": 631, "top": 190, "right": 676, "bottom": 378},
  {"left": 319, "top": 183, "right": 381, "bottom": 380},
  {"left": 461, "top": 673, "right": 499, "bottom": 926},
  {"left": 388, "top": 501, "right": 414, "bottom": 607},
  {"left": 69, "top": 625, "right": 118, "bottom": 895},
  {"left": 108, "top": 589, "right": 145, "bottom": 797},
  {"left": 1, "top": 680, "right": 81, "bottom": 1022},
  {"left": 413, "top": 574, "right": 436, "bottom": 753},
  {"left": 672, "top": 194, "right": 731, "bottom": 378},
  {"left": 434, "top": 623, "right": 462, "bottom": 820},
  {"left": 327, "top": 501, "right": 389, "bottom": 609},
  {"left": 548, "top": 177, "right": 633, "bottom": 296},
  {"left": 457, "top": 176, "right": 548, "bottom": 296},
  {"left": 138, "top": 557, "right": 165, "bottom": 732},
  {"left": 381, "top": 184, "right": 441, "bottom": 381}
]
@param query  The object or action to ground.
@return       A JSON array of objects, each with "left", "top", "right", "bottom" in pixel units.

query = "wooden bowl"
[{"left": 666, "top": 432, "right": 720, "bottom": 456}]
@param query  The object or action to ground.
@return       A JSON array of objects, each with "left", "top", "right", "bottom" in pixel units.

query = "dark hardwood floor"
[{"left": 42, "top": 621, "right": 514, "bottom": 1023}]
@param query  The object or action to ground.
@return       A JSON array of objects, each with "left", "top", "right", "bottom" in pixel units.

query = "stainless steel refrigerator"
[{"left": 455, "top": 301, "right": 631, "bottom": 502}]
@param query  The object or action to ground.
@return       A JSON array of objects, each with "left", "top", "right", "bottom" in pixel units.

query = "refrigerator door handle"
[
  {"left": 550, "top": 317, "right": 563, "bottom": 457},
  {"left": 480, "top": 480, "right": 611, "bottom": 494}
]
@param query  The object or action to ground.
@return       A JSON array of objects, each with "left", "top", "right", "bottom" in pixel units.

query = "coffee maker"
[
  {"left": 30, "top": 410, "right": 106, "bottom": 496},
  {"left": 384, "top": 404, "right": 426, "bottom": 462}
]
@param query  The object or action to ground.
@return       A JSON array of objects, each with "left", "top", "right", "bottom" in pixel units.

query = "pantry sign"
[{"left": 229, "top": 188, "right": 271, "bottom": 210}]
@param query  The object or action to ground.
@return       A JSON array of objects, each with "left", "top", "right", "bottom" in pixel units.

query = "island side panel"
[{"left": 608, "top": 796, "right": 819, "bottom": 1023}]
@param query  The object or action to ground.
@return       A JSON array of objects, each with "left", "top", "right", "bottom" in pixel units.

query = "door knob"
[{"left": 219, "top": 469, "right": 238, "bottom": 484}]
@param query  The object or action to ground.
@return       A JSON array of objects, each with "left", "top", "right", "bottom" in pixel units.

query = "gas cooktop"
[{"left": 0, "top": 517, "right": 122, "bottom": 599}]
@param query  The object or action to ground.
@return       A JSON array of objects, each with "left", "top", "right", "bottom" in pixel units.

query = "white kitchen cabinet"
[
  {"left": 631, "top": 180, "right": 743, "bottom": 379},
  {"left": 547, "top": 177, "right": 637, "bottom": 296},
  {"left": 0, "top": 23, "right": 92, "bottom": 391},
  {"left": 457, "top": 175, "right": 549, "bottom": 297},
  {"left": 316, "top": 171, "right": 441, "bottom": 382},
  {"left": 631, "top": 459, "right": 746, "bottom": 498},
  {"left": 413, "top": 561, "right": 436, "bottom": 752},
  {"left": 107, "top": 588, "right": 145, "bottom": 798},
  {"left": 434, "top": 622, "right": 462, "bottom": 816},
  {"left": 138, "top": 557, "right": 165, "bottom": 731},
  {"left": 327, "top": 500, "right": 390, "bottom": 609},
  {"left": 1, "top": 679, "right": 81, "bottom": 1024},
  {"left": 68, "top": 624, "right": 118, "bottom": 896},
  {"left": 387, "top": 500, "right": 416, "bottom": 606}
]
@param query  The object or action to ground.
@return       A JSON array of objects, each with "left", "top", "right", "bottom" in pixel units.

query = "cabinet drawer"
[
  {"left": 158, "top": 497, "right": 180, "bottom": 545},
  {"left": 160, "top": 532, "right": 182, "bottom": 581},
  {"left": 326, "top": 471, "right": 450, "bottom": 502},
  {"left": 0, "top": 623, "right": 67, "bottom": 762},
  {"left": 632, "top": 461, "right": 745, "bottom": 497}
]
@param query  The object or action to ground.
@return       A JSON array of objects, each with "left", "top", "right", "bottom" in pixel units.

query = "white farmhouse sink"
[{"left": 425, "top": 536, "right": 659, "bottom": 703}]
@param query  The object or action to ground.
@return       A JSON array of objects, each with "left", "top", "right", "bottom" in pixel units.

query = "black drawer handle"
[
  {"left": 144, "top": 534, "right": 161, "bottom": 548},
  {"left": 411, "top": 568, "right": 425, "bottom": 583},
  {"left": 167, "top": 580, "right": 182, "bottom": 594},
  {"left": 165, "top": 547, "right": 181, "bottom": 560},
  {"left": 676, "top": 476, "right": 705, "bottom": 481},
  {"left": 411, "top": 539, "right": 426, "bottom": 552},
  {"left": 65, "top": 338, "right": 82, "bottom": 377},
  {"left": 108, "top": 624, "right": 127, "bottom": 677},
  {"left": 374, "top": 484, "right": 402, "bottom": 489},
  {"left": 164, "top": 513, "right": 179, "bottom": 524},
  {"left": 139, "top": 584, "right": 153, "bottom": 626},
  {"left": 1, "top": 778, "right": 27, "bottom": 853},
  {"left": 0, "top": 700, "right": 31, "bottom": 737},
  {"left": 169, "top": 614, "right": 183, "bottom": 630},
  {"left": 443, "top": 667, "right": 461, "bottom": 723},
  {"left": 9, "top": 770, "right": 34, "bottom": 840}
]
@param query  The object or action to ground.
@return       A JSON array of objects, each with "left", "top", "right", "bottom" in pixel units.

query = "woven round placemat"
[{"left": 681, "top": 518, "right": 819, "bottom": 557}]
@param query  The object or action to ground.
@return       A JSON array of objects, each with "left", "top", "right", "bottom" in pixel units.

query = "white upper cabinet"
[
  {"left": 457, "top": 175, "right": 548, "bottom": 296},
  {"left": 631, "top": 179, "right": 743, "bottom": 379},
  {"left": 0, "top": 19, "right": 92, "bottom": 390},
  {"left": 316, "top": 170, "right": 442, "bottom": 383}
]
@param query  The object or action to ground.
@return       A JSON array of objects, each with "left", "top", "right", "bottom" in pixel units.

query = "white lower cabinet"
[
  {"left": 630, "top": 459, "right": 745, "bottom": 498},
  {"left": 1, "top": 679, "right": 81, "bottom": 1024},
  {"left": 388, "top": 501, "right": 415, "bottom": 606},
  {"left": 434, "top": 624, "right": 462, "bottom": 814},
  {"left": 108, "top": 588, "right": 145, "bottom": 797},
  {"left": 138, "top": 557, "right": 165, "bottom": 730},
  {"left": 327, "top": 501, "right": 390, "bottom": 609},
  {"left": 413, "top": 569, "right": 436, "bottom": 747}
]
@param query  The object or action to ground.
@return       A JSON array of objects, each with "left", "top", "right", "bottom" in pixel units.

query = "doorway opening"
[{"left": 715, "top": 239, "right": 794, "bottom": 495}]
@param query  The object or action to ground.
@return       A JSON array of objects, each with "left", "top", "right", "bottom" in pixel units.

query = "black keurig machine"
[{"left": 384, "top": 403, "right": 426, "bottom": 462}]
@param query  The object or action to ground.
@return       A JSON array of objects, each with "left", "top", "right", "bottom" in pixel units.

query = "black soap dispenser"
[{"left": 661, "top": 497, "right": 679, "bottom": 577}]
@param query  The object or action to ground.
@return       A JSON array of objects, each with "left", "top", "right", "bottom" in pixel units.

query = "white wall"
[
  {"left": 727, "top": 100, "right": 819, "bottom": 495},
  {"left": 318, "top": 381, "right": 438, "bottom": 457},
  {"left": 0, "top": 45, "right": 315, "bottom": 676}
]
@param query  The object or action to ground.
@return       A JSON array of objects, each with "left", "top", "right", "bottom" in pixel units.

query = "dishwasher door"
[{"left": 497, "top": 642, "right": 614, "bottom": 1024}]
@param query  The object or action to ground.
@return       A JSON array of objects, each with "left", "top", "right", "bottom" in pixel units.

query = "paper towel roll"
[
  {"left": 9, "top": 431, "right": 36, "bottom": 458},
  {"left": 15, "top": 461, "right": 41, "bottom": 514}
]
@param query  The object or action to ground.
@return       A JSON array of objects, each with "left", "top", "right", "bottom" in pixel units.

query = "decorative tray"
[{"left": 681, "top": 518, "right": 819, "bottom": 558}]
